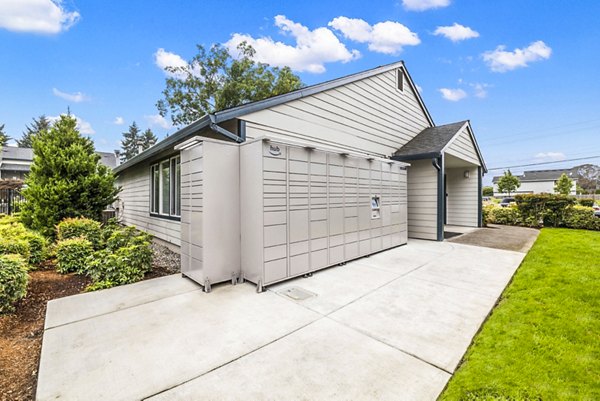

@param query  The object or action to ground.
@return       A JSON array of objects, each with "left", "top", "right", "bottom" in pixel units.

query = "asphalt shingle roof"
[
  {"left": 393, "top": 121, "right": 467, "bottom": 158},
  {"left": 491, "top": 168, "right": 575, "bottom": 183}
]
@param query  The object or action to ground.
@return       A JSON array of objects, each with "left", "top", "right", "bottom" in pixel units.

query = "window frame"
[
  {"left": 150, "top": 155, "right": 181, "bottom": 220},
  {"left": 396, "top": 68, "right": 404, "bottom": 92}
]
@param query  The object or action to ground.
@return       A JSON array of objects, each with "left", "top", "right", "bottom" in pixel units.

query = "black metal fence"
[{"left": 0, "top": 188, "right": 25, "bottom": 215}]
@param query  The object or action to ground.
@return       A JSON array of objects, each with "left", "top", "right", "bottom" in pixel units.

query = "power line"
[{"left": 487, "top": 155, "right": 600, "bottom": 171}]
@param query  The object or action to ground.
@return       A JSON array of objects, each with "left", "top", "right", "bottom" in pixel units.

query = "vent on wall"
[{"left": 396, "top": 68, "right": 404, "bottom": 92}]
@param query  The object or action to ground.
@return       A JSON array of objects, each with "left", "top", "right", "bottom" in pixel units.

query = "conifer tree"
[
  {"left": 0, "top": 124, "right": 10, "bottom": 147},
  {"left": 120, "top": 123, "right": 157, "bottom": 162},
  {"left": 21, "top": 114, "right": 119, "bottom": 237},
  {"left": 18, "top": 115, "right": 50, "bottom": 148}
]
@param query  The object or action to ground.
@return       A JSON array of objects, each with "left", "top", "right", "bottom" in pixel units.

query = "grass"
[{"left": 440, "top": 228, "right": 600, "bottom": 401}]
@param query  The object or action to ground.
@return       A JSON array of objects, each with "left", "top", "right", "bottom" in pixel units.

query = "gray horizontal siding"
[
  {"left": 241, "top": 69, "right": 431, "bottom": 158},
  {"left": 117, "top": 161, "right": 181, "bottom": 246},
  {"left": 446, "top": 167, "right": 479, "bottom": 227},
  {"left": 406, "top": 159, "right": 438, "bottom": 240},
  {"left": 445, "top": 126, "right": 480, "bottom": 166}
]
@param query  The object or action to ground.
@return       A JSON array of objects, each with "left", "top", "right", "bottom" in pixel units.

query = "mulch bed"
[{"left": 0, "top": 243, "right": 180, "bottom": 401}]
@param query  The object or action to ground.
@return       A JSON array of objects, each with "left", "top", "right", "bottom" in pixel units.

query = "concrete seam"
[
  {"left": 44, "top": 287, "right": 203, "bottom": 331},
  {"left": 141, "top": 316, "right": 326, "bottom": 400}
]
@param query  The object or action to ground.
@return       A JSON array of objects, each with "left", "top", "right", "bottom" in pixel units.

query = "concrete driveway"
[{"left": 37, "top": 239, "right": 530, "bottom": 401}]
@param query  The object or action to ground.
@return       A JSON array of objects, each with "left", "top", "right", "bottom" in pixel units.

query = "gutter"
[{"left": 433, "top": 156, "right": 445, "bottom": 242}]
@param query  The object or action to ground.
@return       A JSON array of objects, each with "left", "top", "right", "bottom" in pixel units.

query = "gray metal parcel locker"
[
  {"left": 240, "top": 137, "right": 408, "bottom": 291},
  {"left": 178, "top": 137, "right": 241, "bottom": 292}
]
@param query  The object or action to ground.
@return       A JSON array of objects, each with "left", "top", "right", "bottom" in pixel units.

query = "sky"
[{"left": 1, "top": 0, "right": 599, "bottom": 185}]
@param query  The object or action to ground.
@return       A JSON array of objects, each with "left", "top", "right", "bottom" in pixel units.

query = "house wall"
[
  {"left": 445, "top": 126, "right": 480, "bottom": 166},
  {"left": 493, "top": 180, "right": 576, "bottom": 196},
  {"left": 446, "top": 167, "right": 479, "bottom": 227},
  {"left": 407, "top": 159, "right": 438, "bottom": 240},
  {"left": 116, "top": 156, "right": 181, "bottom": 246},
  {"left": 241, "top": 68, "right": 431, "bottom": 158}
]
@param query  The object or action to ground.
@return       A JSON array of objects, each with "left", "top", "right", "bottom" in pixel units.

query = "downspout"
[
  {"left": 208, "top": 115, "right": 245, "bottom": 143},
  {"left": 432, "top": 156, "right": 445, "bottom": 241}
]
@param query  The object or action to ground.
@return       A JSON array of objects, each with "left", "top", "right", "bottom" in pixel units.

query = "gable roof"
[
  {"left": 115, "top": 61, "right": 434, "bottom": 173},
  {"left": 1, "top": 147, "right": 33, "bottom": 161},
  {"left": 392, "top": 121, "right": 487, "bottom": 172}
]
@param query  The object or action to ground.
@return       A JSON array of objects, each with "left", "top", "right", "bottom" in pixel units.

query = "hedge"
[
  {"left": 56, "top": 217, "right": 102, "bottom": 249},
  {"left": 0, "top": 254, "right": 29, "bottom": 313}
]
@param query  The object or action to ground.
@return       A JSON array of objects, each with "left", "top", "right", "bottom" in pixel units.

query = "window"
[
  {"left": 150, "top": 155, "right": 180, "bottom": 218},
  {"left": 396, "top": 68, "right": 404, "bottom": 92}
]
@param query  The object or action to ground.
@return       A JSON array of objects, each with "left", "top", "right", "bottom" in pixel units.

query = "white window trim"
[{"left": 150, "top": 155, "right": 181, "bottom": 219}]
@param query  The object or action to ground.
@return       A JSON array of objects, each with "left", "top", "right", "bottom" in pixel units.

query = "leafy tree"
[
  {"left": 157, "top": 42, "right": 303, "bottom": 126},
  {"left": 0, "top": 124, "right": 10, "bottom": 147},
  {"left": 497, "top": 170, "right": 521, "bottom": 196},
  {"left": 21, "top": 114, "right": 120, "bottom": 237},
  {"left": 573, "top": 164, "right": 600, "bottom": 194},
  {"left": 18, "top": 115, "right": 51, "bottom": 148},
  {"left": 120, "top": 123, "right": 157, "bottom": 162},
  {"left": 554, "top": 173, "right": 573, "bottom": 195},
  {"left": 482, "top": 186, "right": 494, "bottom": 197}
]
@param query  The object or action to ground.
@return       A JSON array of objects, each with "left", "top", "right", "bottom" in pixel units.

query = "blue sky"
[{"left": 1, "top": 0, "right": 598, "bottom": 185}]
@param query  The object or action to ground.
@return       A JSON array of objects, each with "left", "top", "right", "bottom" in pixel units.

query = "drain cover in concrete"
[{"left": 279, "top": 287, "right": 317, "bottom": 301}]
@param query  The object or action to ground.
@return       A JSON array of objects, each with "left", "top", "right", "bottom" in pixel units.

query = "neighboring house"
[
  {"left": 492, "top": 168, "right": 577, "bottom": 196},
  {"left": 114, "top": 61, "right": 487, "bottom": 290},
  {"left": 0, "top": 146, "right": 118, "bottom": 180}
]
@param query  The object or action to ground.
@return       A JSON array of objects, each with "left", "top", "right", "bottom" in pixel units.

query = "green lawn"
[{"left": 440, "top": 228, "right": 600, "bottom": 401}]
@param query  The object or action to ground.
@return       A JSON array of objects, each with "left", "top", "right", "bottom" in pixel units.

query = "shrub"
[
  {"left": 56, "top": 237, "right": 94, "bottom": 274},
  {"left": 578, "top": 198, "right": 595, "bottom": 207},
  {"left": 56, "top": 217, "right": 102, "bottom": 249},
  {"left": 482, "top": 204, "right": 495, "bottom": 226},
  {"left": 488, "top": 205, "right": 521, "bottom": 226},
  {"left": 85, "top": 241, "right": 152, "bottom": 288},
  {"left": 0, "top": 214, "right": 47, "bottom": 266},
  {"left": 0, "top": 254, "right": 29, "bottom": 313},
  {"left": 0, "top": 237, "right": 30, "bottom": 262},
  {"left": 21, "top": 231, "right": 48, "bottom": 266},
  {"left": 565, "top": 206, "right": 600, "bottom": 231},
  {"left": 83, "top": 225, "right": 153, "bottom": 291},
  {"left": 515, "top": 194, "right": 576, "bottom": 228}
]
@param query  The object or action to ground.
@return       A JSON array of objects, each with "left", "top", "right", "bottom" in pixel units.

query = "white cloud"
[
  {"left": 433, "top": 23, "right": 479, "bottom": 42},
  {"left": 154, "top": 48, "right": 189, "bottom": 78},
  {"left": 439, "top": 88, "right": 467, "bottom": 101},
  {"left": 329, "top": 17, "right": 420, "bottom": 55},
  {"left": 415, "top": 84, "right": 423, "bottom": 93},
  {"left": 0, "top": 0, "right": 80, "bottom": 34},
  {"left": 52, "top": 87, "right": 89, "bottom": 103},
  {"left": 483, "top": 40, "right": 552, "bottom": 72},
  {"left": 402, "top": 0, "right": 451, "bottom": 11},
  {"left": 470, "top": 83, "right": 490, "bottom": 98},
  {"left": 534, "top": 152, "right": 566, "bottom": 161},
  {"left": 225, "top": 15, "right": 360, "bottom": 73},
  {"left": 48, "top": 114, "right": 95, "bottom": 135},
  {"left": 114, "top": 116, "right": 124, "bottom": 125},
  {"left": 145, "top": 114, "right": 171, "bottom": 129}
]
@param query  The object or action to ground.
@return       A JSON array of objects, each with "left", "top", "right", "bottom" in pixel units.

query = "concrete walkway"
[{"left": 37, "top": 238, "right": 532, "bottom": 401}]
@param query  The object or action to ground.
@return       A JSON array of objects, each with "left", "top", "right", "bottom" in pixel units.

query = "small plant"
[
  {"left": 21, "top": 231, "right": 48, "bottom": 266},
  {"left": 0, "top": 254, "right": 29, "bottom": 313},
  {"left": 57, "top": 217, "right": 102, "bottom": 249},
  {"left": 56, "top": 237, "right": 94, "bottom": 274},
  {"left": 83, "top": 225, "right": 153, "bottom": 291}
]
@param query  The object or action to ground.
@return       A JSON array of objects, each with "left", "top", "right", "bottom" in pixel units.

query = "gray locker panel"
[
  {"left": 330, "top": 234, "right": 344, "bottom": 247},
  {"left": 311, "top": 237, "right": 328, "bottom": 250},
  {"left": 264, "top": 157, "right": 286, "bottom": 172},
  {"left": 330, "top": 245, "right": 344, "bottom": 263},
  {"left": 310, "top": 249, "right": 328, "bottom": 270},
  {"left": 265, "top": 245, "right": 287, "bottom": 262},
  {"left": 311, "top": 208, "right": 327, "bottom": 221},
  {"left": 345, "top": 242, "right": 359, "bottom": 260},
  {"left": 359, "top": 240, "right": 371, "bottom": 255},
  {"left": 290, "top": 253, "right": 310, "bottom": 276},
  {"left": 329, "top": 207, "right": 344, "bottom": 235},
  {"left": 345, "top": 231, "right": 358, "bottom": 243},
  {"left": 264, "top": 258, "right": 287, "bottom": 283},
  {"left": 290, "top": 240, "right": 309, "bottom": 256},
  {"left": 264, "top": 224, "right": 287, "bottom": 247},
  {"left": 311, "top": 220, "right": 327, "bottom": 238},
  {"left": 264, "top": 211, "right": 287, "bottom": 226}
]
